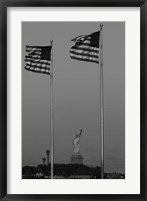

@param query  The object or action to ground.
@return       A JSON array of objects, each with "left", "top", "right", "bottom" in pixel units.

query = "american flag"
[
  {"left": 70, "top": 31, "right": 100, "bottom": 64},
  {"left": 25, "top": 46, "right": 52, "bottom": 75}
]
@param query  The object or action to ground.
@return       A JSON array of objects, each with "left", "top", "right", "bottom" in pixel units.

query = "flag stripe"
[
  {"left": 26, "top": 48, "right": 41, "bottom": 52},
  {"left": 82, "top": 40, "right": 91, "bottom": 44},
  {"left": 70, "top": 46, "right": 99, "bottom": 54},
  {"left": 71, "top": 45, "right": 99, "bottom": 52},
  {"left": 26, "top": 51, "right": 41, "bottom": 55},
  {"left": 70, "top": 55, "right": 99, "bottom": 64},
  {"left": 25, "top": 62, "right": 50, "bottom": 68},
  {"left": 70, "top": 51, "right": 99, "bottom": 60},
  {"left": 71, "top": 35, "right": 87, "bottom": 42},
  {"left": 70, "top": 49, "right": 99, "bottom": 57},
  {"left": 25, "top": 58, "right": 41, "bottom": 62},
  {"left": 25, "top": 58, "right": 51, "bottom": 64},
  {"left": 25, "top": 67, "right": 50, "bottom": 75},
  {"left": 25, "top": 54, "right": 41, "bottom": 59},
  {"left": 70, "top": 53, "right": 99, "bottom": 63},
  {"left": 25, "top": 65, "right": 50, "bottom": 70},
  {"left": 70, "top": 53, "right": 99, "bottom": 61}
]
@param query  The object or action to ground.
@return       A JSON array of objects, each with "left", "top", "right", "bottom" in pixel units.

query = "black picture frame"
[{"left": 0, "top": 0, "right": 146, "bottom": 200}]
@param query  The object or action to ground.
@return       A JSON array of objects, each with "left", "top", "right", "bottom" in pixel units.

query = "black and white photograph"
[{"left": 22, "top": 21, "right": 125, "bottom": 179}]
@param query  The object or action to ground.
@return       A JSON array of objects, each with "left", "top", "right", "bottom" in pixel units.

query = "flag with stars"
[
  {"left": 25, "top": 46, "right": 52, "bottom": 75},
  {"left": 70, "top": 31, "right": 100, "bottom": 64}
]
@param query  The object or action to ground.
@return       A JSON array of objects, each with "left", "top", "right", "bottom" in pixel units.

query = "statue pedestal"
[{"left": 71, "top": 154, "right": 83, "bottom": 164}]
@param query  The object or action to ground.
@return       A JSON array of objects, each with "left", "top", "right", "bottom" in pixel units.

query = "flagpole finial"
[
  {"left": 50, "top": 40, "right": 53, "bottom": 46},
  {"left": 100, "top": 24, "right": 103, "bottom": 30}
]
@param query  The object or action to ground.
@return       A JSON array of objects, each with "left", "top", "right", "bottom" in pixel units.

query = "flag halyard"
[
  {"left": 70, "top": 31, "right": 100, "bottom": 64},
  {"left": 25, "top": 46, "right": 52, "bottom": 75}
]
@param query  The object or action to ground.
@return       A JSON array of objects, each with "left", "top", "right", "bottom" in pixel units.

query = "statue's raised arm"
[{"left": 79, "top": 129, "right": 83, "bottom": 137}]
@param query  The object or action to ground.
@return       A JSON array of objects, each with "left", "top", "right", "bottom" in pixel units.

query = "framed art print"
[{"left": 0, "top": 0, "right": 146, "bottom": 200}]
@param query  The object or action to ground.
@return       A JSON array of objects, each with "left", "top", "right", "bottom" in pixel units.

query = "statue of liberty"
[{"left": 73, "top": 129, "right": 83, "bottom": 155}]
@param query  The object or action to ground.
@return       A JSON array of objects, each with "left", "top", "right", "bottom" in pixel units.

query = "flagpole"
[
  {"left": 99, "top": 24, "right": 104, "bottom": 179},
  {"left": 50, "top": 40, "right": 54, "bottom": 179}
]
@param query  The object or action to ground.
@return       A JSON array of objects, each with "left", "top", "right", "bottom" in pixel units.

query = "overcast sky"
[{"left": 22, "top": 22, "right": 125, "bottom": 173}]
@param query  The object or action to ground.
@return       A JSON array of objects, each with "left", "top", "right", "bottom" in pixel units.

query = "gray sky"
[{"left": 22, "top": 22, "right": 125, "bottom": 173}]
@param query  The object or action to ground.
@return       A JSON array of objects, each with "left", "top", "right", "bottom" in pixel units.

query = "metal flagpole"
[
  {"left": 99, "top": 24, "right": 104, "bottom": 179},
  {"left": 50, "top": 40, "right": 54, "bottom": 179}
]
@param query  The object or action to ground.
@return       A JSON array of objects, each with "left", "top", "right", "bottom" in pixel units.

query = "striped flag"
[
  {"left": 25, "top": 46, "right": 52, "bottom": 75},
  {"left": 70, "top": 31, "right": 100, "bottom": 64}
]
